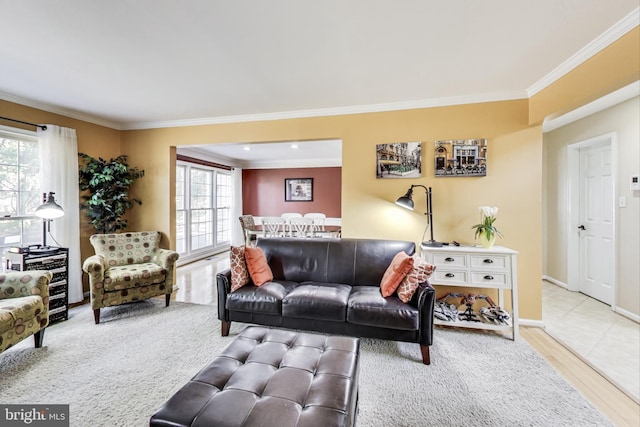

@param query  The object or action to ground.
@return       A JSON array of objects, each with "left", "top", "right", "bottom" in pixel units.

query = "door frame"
[{"left": 566, "top": 132, "right": 617, "bottom": 309}]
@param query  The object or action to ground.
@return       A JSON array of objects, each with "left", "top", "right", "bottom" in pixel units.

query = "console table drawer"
[
  {"left": 432, "top": 253, "right": 467, "bottom": 267},
  {"left": 470, "top": 272, "right": 509, "bottom": 287},
  {"left": 421, "top": 244, "right": 519, "bottom": 341},
  {"left": 470, "top": 255, "right": 509, "bottom": 270},
  {"left": 433, "top": 270, "right": 467, "bottom": 285}
]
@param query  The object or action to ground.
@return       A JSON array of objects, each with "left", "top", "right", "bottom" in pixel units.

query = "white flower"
[{"left": 479, "top": 206, "right": 498, "bottom": 218}]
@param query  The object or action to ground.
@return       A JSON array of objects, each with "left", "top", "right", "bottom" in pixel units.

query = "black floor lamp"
[
  {"left": 395, "top": 184, "right": 443, "bottom": 247},
  {"left": 34, "top": 192, "right": 65, "bottom": 250}
]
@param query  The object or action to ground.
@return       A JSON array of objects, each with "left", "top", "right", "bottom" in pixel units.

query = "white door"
[{"left": 578, "top": 141, "right": 614, "bottom": 305}]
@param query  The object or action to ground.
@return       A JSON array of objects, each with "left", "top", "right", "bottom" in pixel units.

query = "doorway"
[{"left": 567, "top": 133, "right": 616, "bottom": 307}]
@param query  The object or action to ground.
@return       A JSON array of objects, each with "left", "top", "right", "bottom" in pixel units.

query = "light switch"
[{"left": 619, "top": 196, "right": 626, "bottom": 208}]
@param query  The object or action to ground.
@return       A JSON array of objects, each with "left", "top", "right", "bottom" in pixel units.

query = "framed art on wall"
[
  {"left": 434, "top": 138, "right": 487, "bottom": 177},
  {"left": 376, "top": 142, "right": 422, "bottom": 178},
  {"left": 285, "top": 178, "right": 313, "bottom": 202}
]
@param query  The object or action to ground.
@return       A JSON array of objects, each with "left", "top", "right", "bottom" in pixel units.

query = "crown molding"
[
  {"left": 542, "top": 80, "right": 639, "bottom": 132},
  {"left": 0, "top": 91, "right": 122, "bottom": 130},
  {"left": 121, "top": 90, "right": 527, "bottom": 130},
  {"left": 528, "top": 7, "right": 639, "bottom": 97},
  {"left": 177, "top": 147, "right": 240, "bottom": 168},
  {"left": 178, "top": 146, "right": 341, "bottom": 169}
]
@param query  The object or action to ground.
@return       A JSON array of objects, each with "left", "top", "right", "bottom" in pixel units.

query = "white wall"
[{"left": 543, "top": 96, "right": 640, "bottom": 318}]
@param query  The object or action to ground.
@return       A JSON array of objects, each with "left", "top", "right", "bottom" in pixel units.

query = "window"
[
  {"left": 216, "top": 173, "right": 231, "bottom": 243},
  {"left": 175, "top": 164, "right": 186, "bottom": 254},
  {"left": 176, "top": 160, "right": 231, "bottom": 262},
  {"left": 0, "top": 127, "right": 41, "bottom": 258}
]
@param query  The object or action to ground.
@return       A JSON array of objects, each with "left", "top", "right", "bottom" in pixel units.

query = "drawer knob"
[
  {"left": 445, "top": 273, "right": 455, "bottom": 278},
  {"left": 483, "top": 259, "right": 494, "bottom": 264},
  {"left": 484, "top": 275, "right": 494, "bottom": 280},
  {"left": 444, "top": 257, "right": 455, "bottom": 262}
]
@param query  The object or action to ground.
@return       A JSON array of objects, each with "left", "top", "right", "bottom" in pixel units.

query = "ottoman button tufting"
[{"left": 151, "top": 326, "right": 360, "bottom": 427}]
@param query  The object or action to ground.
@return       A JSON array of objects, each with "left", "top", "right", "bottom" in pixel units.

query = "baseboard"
[
  {"left": 519, "top": 318, "right": 545, "bottom": 328},
  {"left": 542, "top": 275, "right": 568, "bottom": 289},
  {"left": 614, "top": 306, "right": 640, "bottom": 323}
]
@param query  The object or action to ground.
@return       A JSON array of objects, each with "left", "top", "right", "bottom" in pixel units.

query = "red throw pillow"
[
  {"left": 244, "top": 246, "right": 274, "bottom": 286},
  {"left": 230, "top": 246, "right": 250, "bottom": 292},
  {"left": 380, "top": 251, "right": 414, "bottom": 297},
  {"left": 397, "top": 255, "right": 435, "bottom": 303}
]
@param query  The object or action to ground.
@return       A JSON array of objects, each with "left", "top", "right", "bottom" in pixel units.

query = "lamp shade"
[
  {"left": 395, "top": 188, "right": 415, "bottom": 210},
  {"left": 35, "top": 192, "right": 64, "bottom": 219}
]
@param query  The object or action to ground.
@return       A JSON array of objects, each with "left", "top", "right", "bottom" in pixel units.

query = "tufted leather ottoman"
[{"left": 150, "top": 326, "right": 360, "bottom": 427}]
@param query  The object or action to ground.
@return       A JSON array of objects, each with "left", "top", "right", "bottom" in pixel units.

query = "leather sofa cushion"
[
  {"left": 282, "top": 282, "right": 351, "bottom": 322},
  {"left": 258, "top": 238, "right": 415, "bottom": 287},
  {"left": 226, "top": 281, "right": 298, "bottom": 314},
  {"left": 347, "top": 286, "right": 419, "bottom": 331}
]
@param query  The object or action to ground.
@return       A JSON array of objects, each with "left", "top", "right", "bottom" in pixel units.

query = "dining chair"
[
  {"left": 288, "top": 217, "right": 314, "bottom": 238},
  {"left": 304, "top": 213, "right": 326, "bottom": 235},
  {"left": 261, "top": 217, "right": 286, "bottom": 238},
  {"left": 239, "top": 215, "right": 258, "bottom": 246},
  {"left": 281, "top": 213, "right": 303, "bottom": 237}
]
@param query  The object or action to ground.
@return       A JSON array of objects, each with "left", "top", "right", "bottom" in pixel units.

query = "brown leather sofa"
[{"left": 216, "top": 237, "right": 436, "bottom": 364}]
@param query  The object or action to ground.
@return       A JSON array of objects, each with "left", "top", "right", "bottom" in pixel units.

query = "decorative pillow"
[
  {"left": 230, "top": 246, "right": 250, "bottom": 292},
  {"left": 244, "top": 246, "right": 274, "bottom": 286},
  {"left": 397, "top": 255, "right": 436, "bottom": 303},
  {"left": 380, "top": 251, "right": 414, "bottom": 297}
]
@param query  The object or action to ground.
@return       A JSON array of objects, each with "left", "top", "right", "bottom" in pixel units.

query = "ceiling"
[
  {"left": 179, "top": 139, "right": 342, "bottom": 169},
  {"left": 2, "top": 1, "right": 638, "bottom": 166}
]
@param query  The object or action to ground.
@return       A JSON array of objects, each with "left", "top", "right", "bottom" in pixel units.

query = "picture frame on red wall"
[{"left": 285, "top": 178, "right": 313, "bottom": 202}]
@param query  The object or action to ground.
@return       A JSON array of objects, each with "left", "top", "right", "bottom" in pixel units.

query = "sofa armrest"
[
  {"left": 82, "top": 254, "right": 107, "bottom": 282},
  {"left": 216, "top": 269, "right": 232, "bottom": 322},
  {"left": 0, "top": 270, "right": 52, "bottom": 300},
  {"left": 153, "top": 249, "right": 180, "bottom": 288},
  {"left": 412, "top": 281, "right": 436, "bottom": 346},
  {"left": 153, "top": 249, "right": 180, "bottom": 270}
]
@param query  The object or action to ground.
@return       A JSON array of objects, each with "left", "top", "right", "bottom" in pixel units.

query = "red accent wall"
[{"left": 242, "top": 167, "right": 341, "bottom": 217}]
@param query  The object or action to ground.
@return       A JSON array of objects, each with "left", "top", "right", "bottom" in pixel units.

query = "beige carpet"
[{"left": 0, "top": 299, "right": 612, "bottom": 426}]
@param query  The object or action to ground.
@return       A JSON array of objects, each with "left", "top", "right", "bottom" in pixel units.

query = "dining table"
[{"left": 244, "top": 224, "right": 341, "bottom": 241}]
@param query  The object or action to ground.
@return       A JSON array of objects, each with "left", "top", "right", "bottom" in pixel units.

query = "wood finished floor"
[{"left": 171, "top": 254, "right": 639, "bottom": 426}]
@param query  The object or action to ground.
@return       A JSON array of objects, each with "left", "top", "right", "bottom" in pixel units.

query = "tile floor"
[{"left": 542, "top": 280, "right": 640, "bottom": 402}]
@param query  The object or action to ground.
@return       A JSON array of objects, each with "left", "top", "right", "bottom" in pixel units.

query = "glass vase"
[{"left": 478, "top": 231, "right": 496, "bottom": 248}]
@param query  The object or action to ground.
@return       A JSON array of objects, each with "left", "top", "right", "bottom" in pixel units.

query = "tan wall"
[
  {"left": 123, "top": 99, "right": 545, "bottom": 320},
  {"left": 544, "top": 96, "right": 640, "bottom": 316},
  {"left": 529, "top": 26, "right": 640, "bottom": 125}
]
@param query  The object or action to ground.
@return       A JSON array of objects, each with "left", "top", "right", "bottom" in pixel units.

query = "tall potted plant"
[{"left": 78, "top": 153, "right": 145, "bottom": 234}]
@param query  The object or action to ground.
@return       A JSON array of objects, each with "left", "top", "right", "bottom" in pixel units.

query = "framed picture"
[
  {"left": 285, "top": 178, "right": 313, "bottom": 202},
  {"left": 376, "top": 142, "right": 422, "bottom": 178},
  {"left": 434, "top": 138, "right": 487, "bottom": 177}
]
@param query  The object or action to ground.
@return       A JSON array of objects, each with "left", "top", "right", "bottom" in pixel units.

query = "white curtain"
[
  {"left": 37, "top": 125, "right": 83, "bottom": 304},
  {"left": 230, "top": 167, "right": 244, "bottom": 246}
]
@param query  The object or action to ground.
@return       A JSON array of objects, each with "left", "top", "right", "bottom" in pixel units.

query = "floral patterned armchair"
[
  {"left": 82, "top": 231, "right": 179, "bottom": 324},
  {"left": 0, "top": 270, "right": 52, "bottom": 353}
]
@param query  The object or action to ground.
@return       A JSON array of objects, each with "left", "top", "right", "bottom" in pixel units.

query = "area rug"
[{"left": 0, "top": 299, "right": 612, "bottom": 427}]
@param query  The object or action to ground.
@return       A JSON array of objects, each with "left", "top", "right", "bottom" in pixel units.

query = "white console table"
[{"left": 421, "top": 244, "right": 519, "bottom": 340}]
